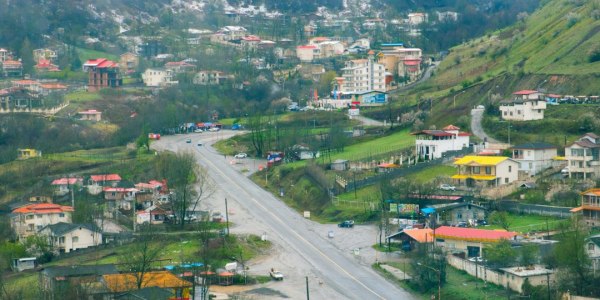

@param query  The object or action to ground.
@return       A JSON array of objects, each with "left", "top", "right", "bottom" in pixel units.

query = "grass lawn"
[
  {"left": 77, "top": 47, "right": 118, "bottom": 62},
  {"left": 65, "top": 90, "right": 101, "bottom": 103},
  {"left": 329, "top": 128, "right": 415, "bottom": 162},
  {"left": 376, "top": 261, "right": 513, "bottom": 300},
  {"left": 486, "top": 213, "right": 567, "bottom": 233},
  {"left": 405, "top": 164, "right": 456, "bottom": 183}
]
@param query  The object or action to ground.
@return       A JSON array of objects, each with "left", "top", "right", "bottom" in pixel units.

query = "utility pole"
[
  {"left": 224, "top": 198, "right": 230, "bottom": 236},
  {"left": 305, "top": 276, "right": 310, "bottom": 300},
  {"left": 546, "top": 272, "right": 551, "bottom": 300}
]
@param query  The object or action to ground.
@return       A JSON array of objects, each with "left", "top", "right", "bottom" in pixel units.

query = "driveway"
[{"left": 470, "top": 107, "right": 499, "bottom": 143}]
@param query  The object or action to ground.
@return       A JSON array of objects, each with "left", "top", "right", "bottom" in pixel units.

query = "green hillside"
[{"left": 433, "top": 0, "right": 600, "bottom": 90}]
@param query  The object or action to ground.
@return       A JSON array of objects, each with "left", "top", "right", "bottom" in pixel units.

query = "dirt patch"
[
  {"left": 209, "top": 285, "right": 254, "bottom": 294},
  {"left": 244, "top": 287, "right": 289, "bottom": 298}
]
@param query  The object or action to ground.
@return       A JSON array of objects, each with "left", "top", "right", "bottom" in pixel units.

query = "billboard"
[
  {"left": 390, "top": 203, "right": 420, "bottom": 215},
  {"left": 361, "top": 92, "right": 387, "bottom": 105}
]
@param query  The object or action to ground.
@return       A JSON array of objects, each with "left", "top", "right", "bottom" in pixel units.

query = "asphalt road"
[
  {"left": 470, "top": 107, "right": 499, "bottom": 143},
  {"left": 154, "top": 132, "right": 416, "bottom": 300}
]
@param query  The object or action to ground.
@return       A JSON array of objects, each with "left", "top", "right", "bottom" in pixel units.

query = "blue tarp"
[{"left": 421, "top": 207, "right": 436, "bottom": 215}]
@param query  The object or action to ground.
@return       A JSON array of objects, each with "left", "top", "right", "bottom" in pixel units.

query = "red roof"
[
  {"left": 83, "top": 58, "right": 118, "bottom": 68},
  {"left": 40, "top": 83, "right": 67, "bottom": 89},
  {"left": 434, "top": 226, "right": 517, "bottom": 242},
  {"left": 12, "top": 80, "right": 39, "bottom": 86},
  {"left": 546, "top": 94, "right": 561, "bottom": 98},
  {"left": 513, "top": 90, "right": 538, "bottom": 95},
  {"left": 13, "top": 203, "right": 74, "bottom": 214},
  {"left": 79, "top": 109, "right": 101, "bottom": 115},
  {"left": 103, "top": 187, "right": 137, "bottom": 192},
  {"left": 242, "top": 35, "right": 261, "bottom": 42},
  {"left": 443, "top": 125, "right": 460, "bottom": 130},
  {"left": 297, "top": 45, "right": 317, "bottom": 49},
  {"left": 3, "top": 60, "right": 22, "bottom": 67},
  {"left": 91, "top": 174, "right": 121, "bottom": 182},
  {"left": 403, "top": 60, "right": 421, "bottom": 66},
  {"left": 51, "top": 178, "right": 82, "bottom": 185}
]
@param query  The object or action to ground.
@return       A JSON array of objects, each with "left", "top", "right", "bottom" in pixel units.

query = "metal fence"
[
  {"left": 496, "top": 200, "right": 572, "bottom": 218},
  {"left": 341, "top": 147, "right": 473, "bottom": 193}
]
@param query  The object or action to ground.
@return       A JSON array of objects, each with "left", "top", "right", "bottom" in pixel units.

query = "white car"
[
  {"left": 194, "top": 129, "right": 204, "bottom": 133},
  {"left": 269, "top": 269, "right": 284, "bottom": 280},
  {"left": 234, "top": 153, "right": 248, "bottom": 159},
  {"left": 208, "top": 127, "right": 220, "bottom": 132},
  {"left": 439, "top": 184, "right": 456, "bottom": 191},
  {"left": 468, "top": 257, "right": 486, "bottom": 263}
]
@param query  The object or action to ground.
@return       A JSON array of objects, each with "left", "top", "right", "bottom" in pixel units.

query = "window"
[
  {"left": 59, "top": 237, "right": 65, "bottom": 244},
  {"left": 72, "top": 236, "right": 79, "bottom": 243},
  {"left": 505, "top": 178, "right": 509, "bottom": 183},
  {"left": 508, "top": 166, "right": 512, "bottom": 172},
  {"left": 485, "top": 167, "right": 491, "bottom": 174},
  {"left": 473, "top": 166, "right": 480, "bottom": 174},
  {"left": 59, "top": 213, "right": 65, "bottom": 218},
  {"left": 457, "top": 213, "right": 462, "bottom": 219},
  {"left": 589, "top": 243, "right": 595, "bottom": 251}
]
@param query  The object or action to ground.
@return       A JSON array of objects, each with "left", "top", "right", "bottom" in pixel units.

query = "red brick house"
[{"left": 82, "top": 58, "right": 122, "bottom": 91}]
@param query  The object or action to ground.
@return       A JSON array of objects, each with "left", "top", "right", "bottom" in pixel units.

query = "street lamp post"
[
  {"left": 453, "top": 90, "right": 466, "bottom": 109},
  {"left": 417, "top": 262, "right": 441, "bottom": 300}
]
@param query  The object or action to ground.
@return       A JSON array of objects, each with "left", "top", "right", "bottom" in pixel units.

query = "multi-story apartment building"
[
  {"left": 82, "top": 58, "right": 122, "bottom": 91},
  {"left": 336, "top": 52, "right": 386, "bottom": 94},
  {"left": 499, "top": 90, "right": 547, "bottom": 121},
  {"left": 565, "top": 133, "right": 600, "bottom": 179},
  {"left": 377, "top": 44, "right": 423, "bottom": 81},
  {"left": 10, "top": 203, "right": 73, "bottom": 240}
]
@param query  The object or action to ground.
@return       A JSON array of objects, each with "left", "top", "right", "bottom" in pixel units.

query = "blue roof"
[
  {"left": 381, "top": 43, "right": 404, "bottom": 46},
  {"left": 421, "top": 207, "right": 436, "bottom": 214}
]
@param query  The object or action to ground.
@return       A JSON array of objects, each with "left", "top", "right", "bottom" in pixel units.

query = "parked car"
[
  {"left": 439, "top": 184, "right": 456, "bottom": 191},
  {"left": 456, "top": 221, "right": 468, "bottom": 227},
  {"left": 561, "top": 167, "right": 569, "bottom": 176},
  {"left": 476, "top": 219, "right": 488, "bottom": 226},
  {"left": 476, "top": 105, "right": 485, "bottom": 109},
  {"left": 234, "top": 153, "right": 248, "bottom": 159},
  {"left": 208, "top": 127, "right": 220, "bottom": 132},
  {"left": 194, "top": 129, "right": 204, "bottom": 133},
  {"left": 212, "top": 211, "right": 223, "bottom": 222},
  {"left": 185, "top": 139, "right": 191, "bottom": 143},
  {"left": 468, "top": 257, "right": 486, "bottom": 263},
  {"left": 270, "top": 269, "right": 284, "bottom": 280},
  {"left": 197, "top": 143, "right": 203, "bottom": 147},
  {"left": 338, "top": 220, "right": 355, "bottom": 228}
]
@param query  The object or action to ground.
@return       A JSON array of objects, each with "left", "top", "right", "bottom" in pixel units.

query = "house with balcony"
[
  {"left": 412, "top": 124, "right": 471, "bottom": 160},
  {"left": 333, "top": 52, "right": 386, "bottom": 97},
  {"left": 376, "top": 44, "right": 423, "bottom": 82},
  {"left": 499, "top": 90, "right": 546, "bottom": 121},
  {"left": 78, "top": 109, "right": 102, "bottom": 121},
  {"left": 193, "top": 70, "right": 231, "bottom": 85},
  {"left": 296, "top": 45, "right": 320, "bottom": 62},
  {"left": 142, "top": 68, "right": 177, "bottom": 87},
  {"left": 39, "top": 223, "right": 102, "bottom": 253},
  {"left": 586, "top": 234, "right": 600, "bottom": 272},
  {"left": 89, "top": 174, "right": 122, "bottom": 187},
  {"left": 2, "top": 59, "right": 23, "bottom": 77},
  {"left": 103, "top": 187, "right": 138, "bottom": 211},
  {"left": 51, "top": 177, "right": 83, "bottom": 196},
  {"left": 564, "top": 133, "right": 600, "bottom": 179},
  {"left": 452, "top": 156, "right": 520, "bottom": 187},
  {"left": 10, "top": 203, "right": 74, "bottom": 240},
  {"left": 511, "top": 142, "right": 558, "bottom": 176},
  {"left": 434, "top": 226, "right": 518, "bottom": 258},
  {"left": 82, "top": 58, "right": 122, "bottom": 91},
  {"left": 570, "top": 188, "right": 600, "bottom": 227}
]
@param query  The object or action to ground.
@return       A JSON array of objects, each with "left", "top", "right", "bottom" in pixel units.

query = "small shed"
[
  {"left": 218, "top": 271, "right": 234, "bottom": 286},
  {"left": 11, "top": 257, "right": 36, "bottom": 272},
  {"left": 331, "top": 159, "right": 349, "bottom": 171}
]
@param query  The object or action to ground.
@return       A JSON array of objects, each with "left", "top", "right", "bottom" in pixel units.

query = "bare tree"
[{"left": 119, "top": 224, "right": 163, "bottom": 289}]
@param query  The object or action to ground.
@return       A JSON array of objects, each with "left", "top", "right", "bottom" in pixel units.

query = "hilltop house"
[
  {"left": 434, "top": 226, "right": 518, "bottom": 258},
  {"left": 296, "top": 45, "right": 320, "bottom": 62},
  {"left": 82, "top": 59, "right": 122, "bottom": 91},
  {"left": 89, "top": 174, "right": 122, "bottom": 187},
  {"left": 17, "top": 148, "right": 42, "bottom": 160},
  {"left": 216, "top": 26, "right": 248, "bottom": 41},
  {"left": 78, "top": 109, "right": 102, "bottom": 121},
  {"left": 164, "top": 61, "right": 196, "bottom": 74},
  {"left": 39, "top": 223, "right": 102, "bottom": 253},
  {"left": 193, "top": 70, "right": 231, "bottom": 85},
  {"left": 499, "top": 90, "right": 546, "bottom": 121},
  {"left": 570, "top": 188, "right": 600, "bottom": 227},
  {"left": 119, "top": 52, "right": 139, "bottom": 74},
  {"left": 2, "top": 59, "right": 23, "bottom": 77},
  {"left": 51, "top": 177, "right": 83, "bottom": 196},
  {"left": 35, "top": 59, "right": 60, "bottom": 73},
  {"left": 408, "top": 13, "right": 428, "bottom": 25},
  {"left": 564, "top": 133, "right": 600, "bottom": 179},
  {"left": 452, "top": 156, "right": 520, "bottom": 187},
  {"left": 142, "top": 68, "right": 177, "bottom": 87},
  {"left": 33, "top": 48, "right": 58, "bottom": 62},
  {"left": 377, "top": 44, "right": 423, "bottom": 82},
  {"left": 0, "top": 48, "right": 8, "bottom": 62},
  {"left": 511, "top": 142, "right": 558, "bottom": 176},
  {"left": 411, "top": 124, "right": 471, "bottom": 160},
  {"left": 103, "top": 187, "right": 138, "bottom": 211},
  {"left": 10, "top": 203, "right": 74, "bottom": 240}
]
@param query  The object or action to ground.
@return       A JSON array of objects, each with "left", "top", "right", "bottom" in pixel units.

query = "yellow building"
[
  {"left": 452, "top": 155, "right": 519, "bottom": 187},
  {"left": 103, "top": 271, "right": 192, "bottom": 300},
  {"left": 17, "top": 148, "right": 41, "bottom": 160}
]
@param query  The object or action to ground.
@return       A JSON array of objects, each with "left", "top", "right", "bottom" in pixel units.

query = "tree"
[
  {"left": 484, "top": 239, "right": 517, "bottom": 268},
  {"left": 410, "top": 244, "right": 446, "bottom": 293},
  {"left": 553, "top": 216, "right": 595, "bottom": 296},
  {"left": 119, "top": 224, "right": 163, "bottom": 290},
  {"left": 248, "top": 113, "right": 266, "bottom": 157},
  {"left": 489, "top": 211, "right": 511, "bottom": 230},
  {"left": 136, "top": 128, "right": 151, "bottom": 153},
  {"left": 519, "top": 243, "right": 539, "bottom": 267}
]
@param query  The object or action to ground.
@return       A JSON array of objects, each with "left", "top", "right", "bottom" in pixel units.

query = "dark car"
[
  {"left": 456, "top": 221, "right": 468, "bottom": 227},
  {"left": 338, "top": 220, "right": 355, "bottom": 228},
  {"left": 476, "top": 219, "right": 488, "bottom": 226}
]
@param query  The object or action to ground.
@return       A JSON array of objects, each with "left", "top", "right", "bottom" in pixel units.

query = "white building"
[
  {"left": 193, "top": 70, "right": 231, "bottom": 85},
  {"left": 0, "top": 48, "right": 8, "bottom": 62},
  {"left": 51, "top": 177, "right": 83, "bottom": 196},
  {"left": 500, "top": 90, "right": 547, "bottom": 121},
  {"left": 217, "top": 26, "right": 248, "bottom": 41},
  {"left": 586, "top": 234, "right": 600, "bottom": 272},
  {"left": 11, "top": 203, "right": 74, "bottom": 240},
  {"left": 565, "top": 133, "right": 600, "bottom": 179},
  {"left": 411, "top": 125, "right": 471, "bottom": 160},
  {"left": 436, "top": 11, "right": 459, "bottom": 22},
  {"left": 336, "top": 52, "right": 386, "bottom": 94},
  {"left": 408, "top": 13, "right": 428, "bottom": 25},
  {"left": 141, "top": 68, "right": 177, "bottom": 87},
  {"left": 296, "top": 45, "right": 320, "bottom": 62},
  {"left": 511, "top": 142, "right": 558, "bottom": 176},
  {"left": 39, "top": 223, "right": 102, "bottom": 254}
]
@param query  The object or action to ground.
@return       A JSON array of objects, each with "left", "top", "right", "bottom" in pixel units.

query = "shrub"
[{"left": 588, "top": 46, "right": 600, "bottom": 63}]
